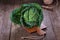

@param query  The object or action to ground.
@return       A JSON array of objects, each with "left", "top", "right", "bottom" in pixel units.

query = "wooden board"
[
  {"left": 42, "top": 9, "right": 56, "bottom": 40},
  {"left": 49, "top": 7, "right": 60, "bottom": 40},
  {"left": 0, "top": 4, "right": 12, "bottom": 40},
  {"left": 0, "top": 5, "right": 4, "bottom": 40},
  {"left": 0, "top": 4, "right": 57, "bottom": 40}
]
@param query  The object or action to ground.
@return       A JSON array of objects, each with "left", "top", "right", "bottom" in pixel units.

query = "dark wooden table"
[{"left": 0, "top": 3, "right": 60, "bottom": 40}]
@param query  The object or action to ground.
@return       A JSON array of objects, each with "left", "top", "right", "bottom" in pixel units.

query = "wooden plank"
[
  {"left": 0, "top": 13, "right": 2, "bottom": 40},
  {"left": 0, "top": 7, "right": 4, "bottom": 40},
  {"left": 49, "top": 7, "right": 60, "bottom": 40},
  {"left": 42, "top": 9, "right": 56, "bottom": 40},
  {"left": 0, "top": 4, "right": 12, "bottom": 40}
]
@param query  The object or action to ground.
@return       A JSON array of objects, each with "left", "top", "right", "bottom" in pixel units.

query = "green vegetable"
[{"left": 10, "top": 3, "right": 43, "bottom": 28}]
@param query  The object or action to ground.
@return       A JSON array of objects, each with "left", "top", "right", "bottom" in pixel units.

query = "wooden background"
[{"left": 0, "top": 0, "right": 60, "bottom": 40}]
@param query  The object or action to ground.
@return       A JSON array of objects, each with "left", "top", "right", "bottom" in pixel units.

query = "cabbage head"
[{"left": 10, "top": 3, "right": 43, "bottom": 28}]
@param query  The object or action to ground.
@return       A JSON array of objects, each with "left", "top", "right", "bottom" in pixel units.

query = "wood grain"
[
  {"left": 49, "top": 7, "right": 60, "bottom": 40},
  {"left": 0, "top": 4, "right": 12, "bottom": 40},
  {"left": 42, "top": 9, "right": 56, "bottom": 40},
  {"left": 0, "top": 4, "right": 58, "bottom": 40}
]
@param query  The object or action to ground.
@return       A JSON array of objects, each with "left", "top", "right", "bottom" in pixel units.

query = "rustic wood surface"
[{"left": 0, "top": 3, "right": 60, "bottom": 40}]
